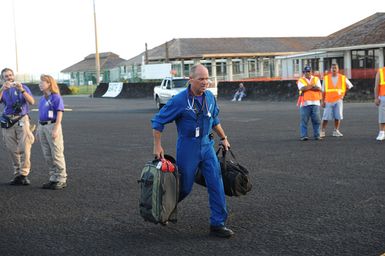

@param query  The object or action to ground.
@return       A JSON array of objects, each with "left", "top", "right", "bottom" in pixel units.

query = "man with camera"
[{"left": 0, "top": 68, "right": 35, "bottom": 185}]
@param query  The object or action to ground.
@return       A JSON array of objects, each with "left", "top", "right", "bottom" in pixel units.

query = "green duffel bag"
[{"left": 138, "top": 155, "right": 179, "bottom": 225}]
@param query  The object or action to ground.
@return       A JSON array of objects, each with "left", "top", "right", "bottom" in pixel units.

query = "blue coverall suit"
[{"left": 151, "top": 86, "right": 228, "bottom": 227}]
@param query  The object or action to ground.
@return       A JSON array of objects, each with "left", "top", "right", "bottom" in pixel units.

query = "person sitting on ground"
[{"left": 231, "top": 83, "right": 246, "bottom": 101}]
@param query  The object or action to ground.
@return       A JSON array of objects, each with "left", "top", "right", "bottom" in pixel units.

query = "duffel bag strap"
[
  {"left": 217, "top": 146, "right": 249, "bottom": 175},
  {"left": 219, "top": 147, "right": 239, "bottom": 164}
]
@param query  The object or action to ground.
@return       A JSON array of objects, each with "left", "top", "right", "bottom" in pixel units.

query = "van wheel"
[{"left": 156, "top": 97, "right": 164, "bottom": 110}]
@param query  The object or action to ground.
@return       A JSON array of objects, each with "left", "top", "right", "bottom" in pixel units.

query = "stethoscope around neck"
[{"left": 186, "top": 93, "right": 212, "bottom": 118}]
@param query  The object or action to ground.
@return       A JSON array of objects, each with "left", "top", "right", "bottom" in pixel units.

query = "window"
[
  {"left": 163, "top": 79, "right": 169, "bottom": 89},
  {"left": 216, "top": 62, "right": 226, "bottom": 76},
  {"left": 302, "top": 59, "right": 319, "bottom": 72},
  {"left": 255, "top": 59, "right": 260, "bottom": 74},
  {"left": 233, "top": 61, "right": 241, "bottom": 74},
  {"left": 324, "top": 58, "right": 344, "bottom": 71},
  {"left": 248, "top": 60, "right": 256, "bottom": 72},
  {"left": 352, "top": 49, "right": 380, "bottom": 69},
  {"left": 352, "top": 50, "right": 365, "bottom": 68},
  {"left": 184, "top": 64, "right": 192, "bottom": 76},
  {"left": 294, "top": 59, "right": 300, "bottom": 74},
  {"left": 171, "top": 79, "right": 189, "bottom": 88},
  {"left": 263, "top": 60, "right": 270, "bottom": 76},
  {"left": 203, "top": 63, "right": 212, "bottom": 76},
  {"left": 171, "top": 64, "right": 181, "bottom": 77}
]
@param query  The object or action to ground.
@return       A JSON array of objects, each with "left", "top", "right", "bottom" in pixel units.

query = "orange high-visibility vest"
[
  {"left": 378, "top": 67, "right": 385, "bottom": 96},
  {"left": 324, "top": 74, "right": 346, "bottom": 103},
  {"left": 298, "top": 76, "right": 321, "bottom": 101}
]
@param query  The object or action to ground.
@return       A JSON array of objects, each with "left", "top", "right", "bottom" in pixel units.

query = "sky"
[{"left": 0, "top": 0, "right": 384, "bottom": 76}]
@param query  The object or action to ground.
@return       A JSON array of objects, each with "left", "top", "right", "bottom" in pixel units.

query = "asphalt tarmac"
[{"left": 0, "top": 96, "right": 384, "bottom": 256}]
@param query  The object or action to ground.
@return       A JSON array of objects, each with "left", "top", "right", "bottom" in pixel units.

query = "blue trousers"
[
  {"left": 299, "top": 105, "right": 321, "bottom": 138},
  {"left": 177, "top": 138, "right": 227, "bottom": 227}
]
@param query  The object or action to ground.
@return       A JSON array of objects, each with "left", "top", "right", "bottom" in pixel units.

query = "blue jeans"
[
  {"left": 300, "top": 105, "right": 321, "bottom": 138},
  {"left": 233, "top": 92, "right": 246, "bottom": 101}
]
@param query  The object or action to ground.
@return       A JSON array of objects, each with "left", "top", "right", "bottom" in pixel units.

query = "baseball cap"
[{"left": 303, "top": 66, "right": 312, "bottom": 72}]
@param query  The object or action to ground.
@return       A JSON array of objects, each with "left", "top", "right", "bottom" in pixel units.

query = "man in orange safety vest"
[
  {"left": 297, "top": 66, "right": 322, "bottom": 141},
  {"left": 374, "top": 66, "right": 385, "bottom": 141},
  {"left": 320, "top": 63, "right": 353, "bottom": 138}
]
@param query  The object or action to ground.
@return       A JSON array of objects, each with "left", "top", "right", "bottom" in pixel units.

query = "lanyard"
[
  {"left": 6, "top": 88, "right": 21, "bottom": 104},
  {"left": 193, "top": 96, "right": 205, "bottom": 116},
  {"left": 186, "top": 94, "right": 212, "bottom": 118},
  {"left": 45, "top": 94, "right": 54, "bottom": 109}
]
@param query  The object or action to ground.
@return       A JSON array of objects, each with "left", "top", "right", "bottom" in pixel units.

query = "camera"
[{"left": 12, "top": 102, "right": 23, "bottom": 114}]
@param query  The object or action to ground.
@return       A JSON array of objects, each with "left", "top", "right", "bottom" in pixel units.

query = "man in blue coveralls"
[{"left": 152, "top": 64, "right": 234, "bottom": 238}]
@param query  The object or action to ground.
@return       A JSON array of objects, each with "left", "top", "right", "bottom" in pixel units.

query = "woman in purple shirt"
[{"left": 37, "top": 74, "right": 67, "bottom": 190}]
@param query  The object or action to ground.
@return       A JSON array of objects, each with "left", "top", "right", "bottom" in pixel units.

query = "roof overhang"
[
  {"left": 146, "top": 52, "right": 304, "bottom": 61},
  {"left": 201, "top": 52, "right": 301, "bottom": 58},
  {"left": 315, "top": 43, "right": 385, "bottom": 52},
  {"left": 276, "top": 51, "right": 326, "bottom": 59},
  {"left": 277, "top": 42, "right": 385, "bottom": 60}
]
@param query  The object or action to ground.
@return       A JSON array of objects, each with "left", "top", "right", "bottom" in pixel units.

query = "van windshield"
[{"left": 172, "top": 79, "right": 189, "bottom": 88}]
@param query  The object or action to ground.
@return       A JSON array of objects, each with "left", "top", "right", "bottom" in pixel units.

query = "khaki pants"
[
  {"left": 38, "top": 123, "right": 67, "bottom": 182},
  {"left": 2, "top": 115, "right": 35, "bottom": 176}
]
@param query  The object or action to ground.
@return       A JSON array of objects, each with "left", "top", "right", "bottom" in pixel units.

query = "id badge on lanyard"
[
  {"left": 195, "top": 127, "right": 200, "bottom": 137},
  {"left": 47, "top": 97, "right": 54, "bottom": 119}
]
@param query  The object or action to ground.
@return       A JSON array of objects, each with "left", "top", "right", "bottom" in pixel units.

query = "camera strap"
[
  {"left": 6, "top": 88, "right": 21, "bottom": 104},
  {"left": 6, "top": 88, "right": 24, "bottom": 114}
]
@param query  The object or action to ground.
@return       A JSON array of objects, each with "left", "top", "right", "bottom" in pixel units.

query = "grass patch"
[{"left": 69, "top": 85, "right": 96, "bottom": 95}]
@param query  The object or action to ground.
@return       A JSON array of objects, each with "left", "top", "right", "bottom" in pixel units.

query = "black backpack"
[{"left": 195, "top": 147, "right": 252, "bottom": 197}]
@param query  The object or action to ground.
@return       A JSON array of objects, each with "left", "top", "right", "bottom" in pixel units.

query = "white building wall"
[
  {"left": 344, "top": 50, "right": 352, "bottom": 79},
  {"left": 110, "top": 67, "right": 121, "bottom": 82},
  {"left": 379, "top": 48, "right": 384, "bottom": 67}
]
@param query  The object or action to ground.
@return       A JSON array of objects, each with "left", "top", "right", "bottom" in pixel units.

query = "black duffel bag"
[
  {"left": 0, "top": 114, "right": 23, "bottom": 129},
  {"left": 195, "top": 147, "right": 252, "bottom": 196}
]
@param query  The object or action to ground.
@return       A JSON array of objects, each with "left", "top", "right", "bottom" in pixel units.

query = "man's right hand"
[
  {"left": 1, "top": 82, "right": 12, "bottom": 91},
  {"left": 375, "top": 98, "right": 381, "bottom": 106},
  {"left": 153, "top": 129, "right": 164, "bottom": 159},
  {"left": 153, "top": 144, "right": 164, "bottom": 159}
]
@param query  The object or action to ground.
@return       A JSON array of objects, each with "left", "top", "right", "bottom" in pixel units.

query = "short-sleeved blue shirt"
[
  {"left": 1, "top": 85, "right": 33, "bottom": 115},
  {"left": 38, "top": 93, "right": 64, "bottom": 122}
]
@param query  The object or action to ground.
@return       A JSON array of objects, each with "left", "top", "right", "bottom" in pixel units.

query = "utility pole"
[
  {"left": 165, "top": 41, "right": 169, "bottom": 63},
  {"left": 12, "top": 0, "right": 19, "bottom": 72},
  {"left": 145, "top": 43, "right": 149, "bottom": 64},
  {"left": 93, "top": 0, "right": 100, "bottom": 98}
]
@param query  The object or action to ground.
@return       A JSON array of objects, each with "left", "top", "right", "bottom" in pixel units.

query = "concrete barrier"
[
  {"left": 93, "top": 79, "right": 376, "bottom": 102},
  {"left": 218, "top": 80, "right": 298, "bottom": 101},
  {"left": 94, "top": 82, "right": 158, "bottom": 98},
  {"left": 219, "top": 79, "right": 375, "bottom": 102},
  {"left": 24, "top": 83, "right": 72, "bottom": 96}
]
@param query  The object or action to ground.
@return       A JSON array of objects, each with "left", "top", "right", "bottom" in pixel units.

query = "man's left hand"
[
  {"left": 220, "top": 138, "right": 230, "bottom": 151},
  {"left": 14, "top": 82, "right": 23, "bottom": 91}
]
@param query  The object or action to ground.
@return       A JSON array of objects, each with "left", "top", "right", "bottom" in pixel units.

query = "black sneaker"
[
  {"left": 10, "top": 175, "right": 30, "bottom": 185},
  {"left": 209, "top": 226, "right": 234, "bottom": 238},
  {"left": 42, "top": 181, "right": 67, "bottom": 190}
]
